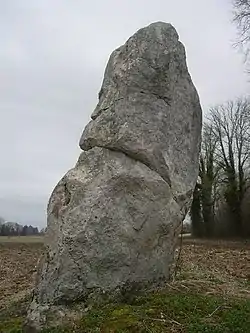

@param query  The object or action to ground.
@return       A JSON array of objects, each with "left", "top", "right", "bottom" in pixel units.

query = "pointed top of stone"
[{"left": 136, "top": 21, "right": 179, "bottom": 40}]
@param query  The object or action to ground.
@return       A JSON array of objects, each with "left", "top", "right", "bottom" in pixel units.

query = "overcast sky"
[{"left": 0, "top": 0, "right": 249, "bottom": 228}]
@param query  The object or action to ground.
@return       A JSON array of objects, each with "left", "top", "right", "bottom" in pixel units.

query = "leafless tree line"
[
  {"left": 191, "top": 97, "right": 250, "bottom": 237},
  {"left": 233, "top": 0, "right": 250, "bottom": 64}
]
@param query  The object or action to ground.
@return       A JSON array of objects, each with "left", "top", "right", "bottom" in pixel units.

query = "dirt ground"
[
  {"left": 0, "top": 241, "right": 43, "bottom": 309},
  {"left": 0, "top": 238, "right": 249, "bottom": 310}
]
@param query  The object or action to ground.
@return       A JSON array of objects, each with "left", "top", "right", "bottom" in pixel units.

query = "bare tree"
[
  {"left": 190, "top": 182, "right": 203, "bottom": 237},
  {"left": 191, "top": 122, "right": 221, "bottom": 237},
  {"left": 209, "top": 98, "right": 250, "bottom": 235},
  {"left": 199, "top": 123, "right": 219, "bottom": 237},
  {"left": 233, "top": 0, "right": 250, "bottom": 63},
  {"left": 190, "top": 123, "right": 220, "bottom": 237}
]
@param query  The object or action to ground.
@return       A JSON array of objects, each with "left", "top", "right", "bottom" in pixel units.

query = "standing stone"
[
  {"left": 26, "top": 22, "right": 202, "bottom": 331},
  {"left": 80, "top": 22, "right": 201, "bottom": 195}
]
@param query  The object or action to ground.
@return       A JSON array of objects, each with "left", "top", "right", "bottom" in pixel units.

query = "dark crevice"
[
  {"left": 152, "top": 93, "right": 171, "bottom": 106},
  {"left": 92, "top": 90, "right": 171, "bottom": 121},
  {"left": 92, "top": 97, "right": 124, "bottom": 120},
  {"left": 63, "top": 183, "right": 71, "bottom": 206},
  {"left": 140, "top": 90, "right": 172, "bottom": 106}
]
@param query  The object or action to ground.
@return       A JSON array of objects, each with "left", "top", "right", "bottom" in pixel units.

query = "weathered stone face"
[
  {"left": 80, "top": 22, "right": 202, "bottom": 195},
  {"left": 26, "top": 22, "right": 202, "bottom": 331},
  {"left": 34, "top": 148, "right": 181, "bottom": 305}
]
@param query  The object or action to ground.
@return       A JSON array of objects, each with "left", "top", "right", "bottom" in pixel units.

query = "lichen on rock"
[{"left": 25, "top": 21, "right": 202, "bottom": 332}]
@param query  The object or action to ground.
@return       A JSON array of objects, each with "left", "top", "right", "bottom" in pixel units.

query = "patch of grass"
[
  {"left": 0, "top": 298, "right": 28, "bottom": 333},
  {"left": 1, "top": 292, "right": 249, "bottom": 333},
  {"left": 81, "top": 292, "right": 249, "bottom": 333}
]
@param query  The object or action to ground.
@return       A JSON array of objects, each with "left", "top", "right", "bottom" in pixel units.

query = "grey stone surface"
[
  {"left": 80, "top": 22, "right": 202, "bottom": 195},
  {"left": 26, "top": 147, "right": 184, "bottom": 330},
  {"left": 26, "top": 22, "right": 202, "bottom": 331}
]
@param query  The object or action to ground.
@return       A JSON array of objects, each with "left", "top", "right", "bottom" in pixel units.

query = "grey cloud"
[
  {"left": 0, "top": 0, "right": 249, "bottom": 227},
  {"left": 0, "top": 197, "right": 46, "bottom": 227}
]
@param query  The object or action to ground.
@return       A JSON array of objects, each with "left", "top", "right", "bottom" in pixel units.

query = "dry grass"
[
  {"left": 0, "top": 237, "right": 249, "bottom": 332},
  {"left": 0, "top": 236, "right": 44, "bottom": 243},
  {"left": 174, "top": 239, "right": 250, "bottom": 298},
  {"left": 0, "top": 238, "right": 249, "bottom": 309}
]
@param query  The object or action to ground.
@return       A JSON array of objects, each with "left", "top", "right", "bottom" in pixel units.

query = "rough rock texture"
[
  {"left": 80, "top": 22, "right": 201, "bottom": 195},
  {"left": 26, "top": 22, "right": 202, "bottom": 331}
]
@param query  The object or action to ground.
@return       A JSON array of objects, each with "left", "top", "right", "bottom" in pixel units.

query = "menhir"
[{"left": 26, "top": 22, "right": 202, "bottom": 331}]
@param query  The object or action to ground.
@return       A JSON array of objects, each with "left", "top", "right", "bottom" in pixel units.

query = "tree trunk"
[{"left": 191, "top": 183, "right": 203, "bottom": 237}]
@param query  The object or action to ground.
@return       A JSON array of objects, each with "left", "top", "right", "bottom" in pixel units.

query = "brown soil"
[
  {"left": 0, "top": 242, "right": 43, "bottom": 309},
  {"left": 0, "top": 238, "right": 249, "bottom": 310}
]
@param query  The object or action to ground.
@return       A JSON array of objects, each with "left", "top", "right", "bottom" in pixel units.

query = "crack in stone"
[
  {"left": 92, "top": 97, "right": 124, "bottom": 120},
  {"left": 63, "top": 183, "right": 71, "bottom": 206},
  {"left": 132, "top": 216, "right": 148, "bottom": 232},
  {"left": 94, "top": 145, "right": 172, "bottom": 189},
  {"left": 139, "top": 90, "right": 171, "bottom": 106}
]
